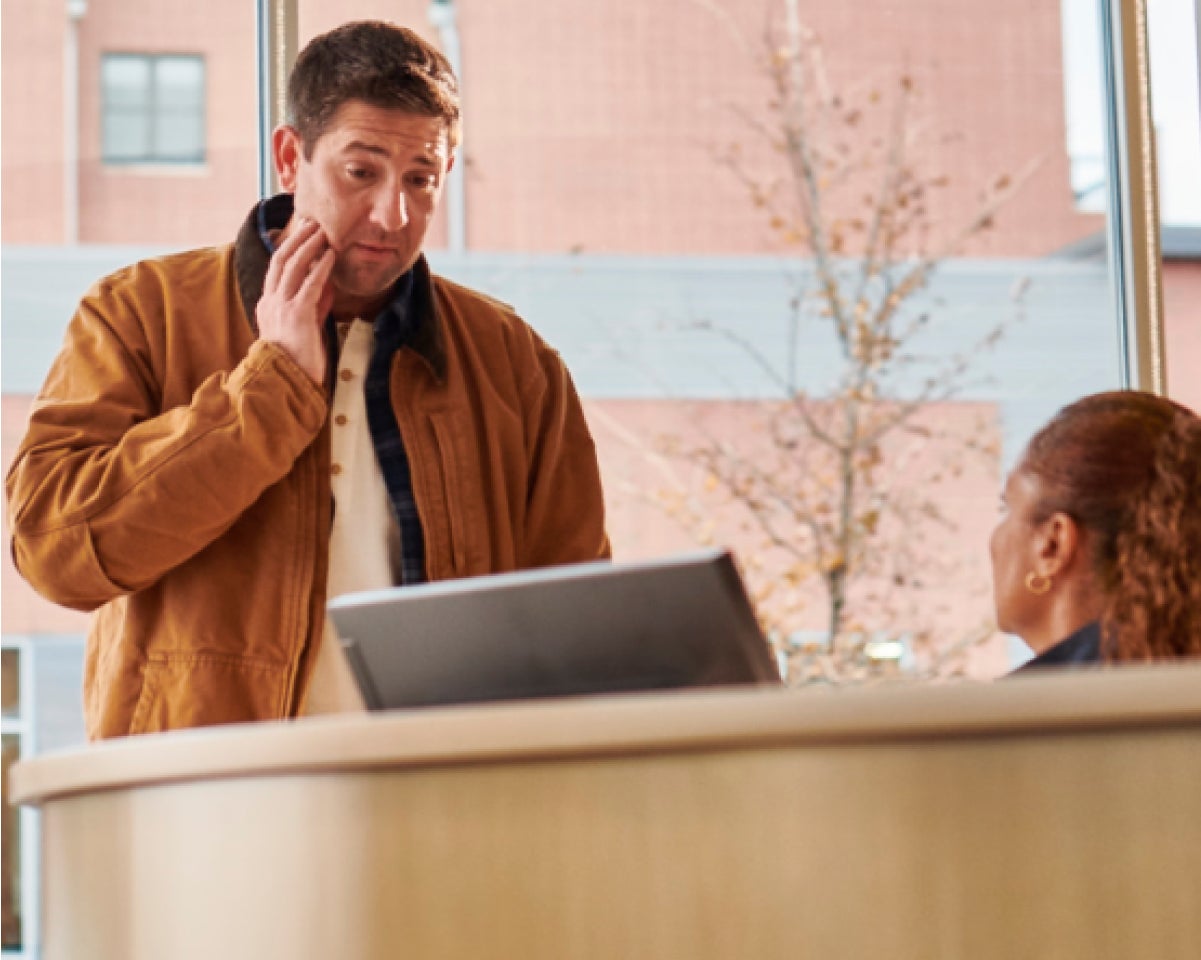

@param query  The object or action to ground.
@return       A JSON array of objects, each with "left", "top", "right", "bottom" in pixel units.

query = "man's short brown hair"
[{"left": 286, "top": 21, "right": 460, "bottom": 156}]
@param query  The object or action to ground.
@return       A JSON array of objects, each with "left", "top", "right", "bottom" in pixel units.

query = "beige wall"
[
  {"left": 4, "top": 0, "right": 1101, "bottom": 256},
  {"left": 1164, "top": 261, "right": 1201, "bottom": 414},
  {"left": 75, "top": 7, "right": 259, "bottom": 246},
  {"left": 2, "top": 0, "right": 67, "bottom": 242},
  {"left": 451, "top": 0, "right": 1101, "bottom": 257}
]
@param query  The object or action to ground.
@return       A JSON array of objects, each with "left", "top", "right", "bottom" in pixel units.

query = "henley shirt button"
[
  {"left": 334, "top": 414, "right": 348, "bottom": 426},
  {"left": 339, "top": 369, "right": 353, "bottom": 381},
  {"left": 330, "top": 463, "right": 343, "bottom": 476}
]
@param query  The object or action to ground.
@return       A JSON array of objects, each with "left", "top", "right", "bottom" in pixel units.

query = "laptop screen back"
[{"left": 327, "top": 549, "right": 781, "bottom": 710}]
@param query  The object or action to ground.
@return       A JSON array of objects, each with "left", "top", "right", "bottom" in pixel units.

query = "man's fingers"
[
  {"left": 263, "top": 217, "right": 320, "bottom": 294},
  {"left": 262, "top": 217, "right": 313, "bottom": 288},
  {"left": 257, "top": 238, "right": 333, "bottom": 384},
  {"left": 276, "top": 226, "right": 330, "bottom": 300},
  {"left": 297, "top": 248, "right": 336, "bottom": 307}
]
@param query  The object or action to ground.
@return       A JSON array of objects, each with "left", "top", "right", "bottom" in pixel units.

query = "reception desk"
[{"left": 12, "top": 664, "right": 1201, "bottom": 959}]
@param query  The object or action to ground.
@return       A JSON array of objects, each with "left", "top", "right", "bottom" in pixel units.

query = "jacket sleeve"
[
  {"left": 520, "top": 337, "right": 611, "bottom": 567},
  {"left": 5, "top": 286, "right": 328, "bottom": 611}
]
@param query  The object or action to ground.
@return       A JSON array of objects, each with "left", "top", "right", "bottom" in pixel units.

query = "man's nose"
[{"left": 370, "top": 184, "right": 407, "bottom": 233}]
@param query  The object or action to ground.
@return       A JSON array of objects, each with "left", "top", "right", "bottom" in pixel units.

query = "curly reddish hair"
[{"left": 1021, "top": 390, "right": 1201, "bottom": 661}]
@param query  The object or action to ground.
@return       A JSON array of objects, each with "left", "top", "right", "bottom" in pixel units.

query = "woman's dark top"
[{"left": 1013, "top": 620, "right": 1102, "bottom": 672}]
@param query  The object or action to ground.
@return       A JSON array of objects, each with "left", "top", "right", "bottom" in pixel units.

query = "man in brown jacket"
[{"left": 5, "top": 21, "right": 610, "bottom": 739}]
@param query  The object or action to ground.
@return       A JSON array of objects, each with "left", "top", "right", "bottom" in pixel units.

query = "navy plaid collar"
[{"left": 255, "top": 194, "right": 289, "bottom": 254}]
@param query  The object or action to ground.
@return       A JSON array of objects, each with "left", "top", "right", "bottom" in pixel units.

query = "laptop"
[{"left": 327, "top": 548, "right": 781, "bottom": 710}]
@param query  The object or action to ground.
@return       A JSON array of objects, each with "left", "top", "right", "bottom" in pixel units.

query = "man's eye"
[
  {"left": 347, "top": 166, "right": 374, "bottom": 181},
  {"left": 410, "top": 174, "right": 437, "bottom": 189}
]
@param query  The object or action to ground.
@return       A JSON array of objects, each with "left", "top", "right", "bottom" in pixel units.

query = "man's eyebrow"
[
  {"left": 342, "top": 140, "right": 391, "bottom": 158},
  {"left": 342, "top": 141, "right": 442, "bottom": 167}
]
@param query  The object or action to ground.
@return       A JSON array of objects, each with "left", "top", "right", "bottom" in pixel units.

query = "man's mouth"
[{"left": 353, "top": 243, "right": 395, "bottom": 256}]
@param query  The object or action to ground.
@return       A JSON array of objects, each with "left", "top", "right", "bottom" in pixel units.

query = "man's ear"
[
  {"left": 1033, "top": 512, "right": 1083, "bottom": 579},
  {"left": 272, "top": 125, "right": 304, "bottom": 192}
]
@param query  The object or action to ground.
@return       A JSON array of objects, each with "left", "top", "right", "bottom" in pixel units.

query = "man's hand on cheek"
[{"left": 256, "top": 216, "right": 336, "bottom": 386}]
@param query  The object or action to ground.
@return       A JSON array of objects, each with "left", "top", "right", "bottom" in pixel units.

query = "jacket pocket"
[
  {"left": 427, "top": 410, "right": 490, "bottom": 576},
  {"left": 128, "top": 652, "right": 289, "bottom": 735}
]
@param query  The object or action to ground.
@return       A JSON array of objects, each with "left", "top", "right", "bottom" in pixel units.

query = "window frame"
[
  {"left": 1100, "top": 0, "right": 1168, "bottom": 393},
  {"left": 100, "top": 51, "right": 208, "bottom": 167},
  {"left": 1, "top": 638, "right": 39, "bottom": 960}
]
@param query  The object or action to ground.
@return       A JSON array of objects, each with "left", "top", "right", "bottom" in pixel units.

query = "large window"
[
  {"left": 0, "top": 0, "right": 1192, "bottom": 946},
  {"left": 101, "top": 53, "right": 206, "bottom": 164}
]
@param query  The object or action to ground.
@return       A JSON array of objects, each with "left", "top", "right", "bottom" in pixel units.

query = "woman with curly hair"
[{"left": 990, "top": 390, "right": 1201, "bottom": 668}]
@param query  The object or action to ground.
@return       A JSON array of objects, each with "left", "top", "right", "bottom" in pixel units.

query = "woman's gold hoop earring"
[{"left": 1025, "top": 572, "right": 1052, "bottom": 595}]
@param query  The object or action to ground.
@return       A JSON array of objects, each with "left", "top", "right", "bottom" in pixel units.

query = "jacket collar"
[{"left": 233, "top": 196, "right": 448, "bottom": 381}]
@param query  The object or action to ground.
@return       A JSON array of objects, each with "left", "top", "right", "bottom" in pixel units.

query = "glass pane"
[
  {"left": 1, "top": 650, "right": 18, "bottom": 719},
  {"left": 1061, "top": 0, "right": 1109, "bottom": 213},
  {"left": 0, "top": 1, "right": 1156, "bottom": 707},
  {"left": 101, "top": 54, "right": 151, "bottom": 110},
  {"left": 1147, "top": 0, "right": 1201, "bottom": 414},
  {"left": 2, "top": 733, "right": 22, "bottom": 950},
  {"left": 153, "top": 57, "right": 205, "bottom": 160},
  {"left": 298, "top": 2, "right": 1125, "bottom": 678},
  {"left": 154, "top": 56, "right": 204, "bottom": 109},
  {"left": 152, "top": 111, "right": 205, "bottom": 161},
  {"left": 104, "top": 109, "right": 151, "bottom": 161},
  {"left": 102, "top": 55, "right": 153, "bottom": 161}
]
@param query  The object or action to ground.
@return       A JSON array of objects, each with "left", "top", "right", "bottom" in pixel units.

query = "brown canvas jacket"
[{"left": 6, "top": 204, "right": 610, "bottom": 739}]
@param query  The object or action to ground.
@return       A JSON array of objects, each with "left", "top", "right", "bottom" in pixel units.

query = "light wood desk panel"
[{"left": 14, "top": 665, "right": 1201, "bottom": 959}]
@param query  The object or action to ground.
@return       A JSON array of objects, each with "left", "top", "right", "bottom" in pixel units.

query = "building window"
[
  {"left": 1, "top": 642, "right": 35, "bottom": 957},
  {"left": 101, "top": 53, "right": 205, "bottom": 164},
  {"left": 0, "top": 634, "right": 83, "bottom": 959}
]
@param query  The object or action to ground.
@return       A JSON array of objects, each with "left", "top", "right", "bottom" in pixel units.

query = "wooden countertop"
[{"left": 13, "top": 661, "right": 1201, "bottom": 806}]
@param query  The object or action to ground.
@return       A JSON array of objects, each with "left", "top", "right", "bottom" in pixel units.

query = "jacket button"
[
  {"left": 334, "top": 414, "right": 348, "bottom": 426},
  {"left": 339, "top": 369, "right": 353, "bottom": 381},
  {"left": 331, "top": 463, "right": 343, "bottom": 476}
]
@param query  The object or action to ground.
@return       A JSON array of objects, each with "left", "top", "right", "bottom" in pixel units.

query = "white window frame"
[{"left": 1, "top": 638, "right": 39, "bottom": 960}]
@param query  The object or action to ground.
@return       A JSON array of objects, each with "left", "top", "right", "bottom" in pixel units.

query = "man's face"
[{"left": 275, "top": 100, "right": 453, "bottom": 312}]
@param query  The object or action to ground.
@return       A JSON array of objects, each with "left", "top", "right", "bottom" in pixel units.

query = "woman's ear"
[
  {"left": 1032, "top": 511, "right": 1083, "bottom": 579},
  {"left": 272, "top": 125, "right": 303, "bottom": 192}
]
